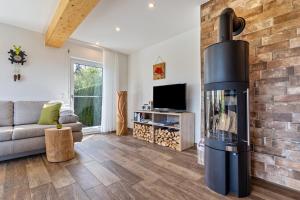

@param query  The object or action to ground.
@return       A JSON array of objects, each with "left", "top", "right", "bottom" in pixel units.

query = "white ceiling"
[
  {"left": 0, "top": 0, "right": 201, "bottom": 54},
  {"left": 0, "top": 0, "right": 58, "bottom": 33},
  {"left": 72, "top": 0, "right": 201, "bottom": 54}
]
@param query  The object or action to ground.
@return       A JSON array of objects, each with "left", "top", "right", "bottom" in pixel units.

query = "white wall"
[
  {"left": 128, "top": 27, "right": 201, "bottom": 142},
  {"left": 117, "top": 53, "right": 129, "bottom": 91},
  {"left": 0, "top": 23, "right": 103, "bottom": 103}
]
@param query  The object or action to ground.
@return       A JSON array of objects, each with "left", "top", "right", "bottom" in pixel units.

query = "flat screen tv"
[{"left": 153, "top": 84, "right": 186, "bottom": 111}]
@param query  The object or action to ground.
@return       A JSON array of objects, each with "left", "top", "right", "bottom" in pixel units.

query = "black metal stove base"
[{"left": 204, "top": 145, "right": 251, "bottom": 197}]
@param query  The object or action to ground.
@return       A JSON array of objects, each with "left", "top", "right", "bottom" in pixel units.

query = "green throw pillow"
[{"left": 38, "top": 103, "right": 62, "bottom": 125}]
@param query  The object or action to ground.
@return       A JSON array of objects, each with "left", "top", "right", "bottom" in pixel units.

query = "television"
[{"left": 153, "top": 84, "right": 186, "bottom": 111}]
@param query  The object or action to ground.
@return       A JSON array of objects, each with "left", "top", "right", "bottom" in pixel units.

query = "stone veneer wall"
[{"left": 201, "top": 0, "right": 300, "bottom": 191}]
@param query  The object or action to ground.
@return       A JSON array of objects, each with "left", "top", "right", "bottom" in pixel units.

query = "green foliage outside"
[{"left": 74, "top": 64, "right": 103, "bottom": 127}]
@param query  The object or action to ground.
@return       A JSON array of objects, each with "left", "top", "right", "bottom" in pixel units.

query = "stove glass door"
[{"left": 206, "top": 90, "right": 238, "bottom": 144}]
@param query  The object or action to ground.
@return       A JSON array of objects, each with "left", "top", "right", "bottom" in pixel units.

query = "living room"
[{"left": 0, "top": 0, "right": 300, "bottom": 199}]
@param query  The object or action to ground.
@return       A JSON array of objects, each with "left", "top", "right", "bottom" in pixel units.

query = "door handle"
[{"left": 246, "top": 88, "right": 250, "bottom": 147}]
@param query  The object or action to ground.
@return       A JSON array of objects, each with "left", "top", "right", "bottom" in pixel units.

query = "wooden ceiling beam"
[{"left": 45, "top": 0, "right": 100, "bottom": 48}]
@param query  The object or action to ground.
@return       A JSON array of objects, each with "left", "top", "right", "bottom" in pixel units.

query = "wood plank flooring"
[{"left": 0, "top": 134, "right": 299, "bottom": 200}]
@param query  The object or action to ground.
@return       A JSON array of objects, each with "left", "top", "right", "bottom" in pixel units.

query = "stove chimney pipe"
[{"left": 219, "top": 8, "right": 246, "bottom": 42}]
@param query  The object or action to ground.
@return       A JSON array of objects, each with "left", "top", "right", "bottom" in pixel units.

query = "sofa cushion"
[
  {"left": 0, "top": 126, "right": 13, "bottom": 142},
  {"left": 59, "top": 114, "right": 79, "bottom": 124},
  {"left": 63, "top": 123, "right": 82, "bottom": 132},
  {"left": 12, "top": 122, "right": 82, "bottom": 140},
  {"left": 14, "top": 101, "right": 47, "bottom": 125},
  {"left": 38, "top": 102, "right": 62, "bottom": 125},
  {"left": 0, "top": 101, "right": 13, "bottom": 126}
]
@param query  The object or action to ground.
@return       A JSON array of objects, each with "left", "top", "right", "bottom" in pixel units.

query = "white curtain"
[{"left": 101, "top": 49, "right": 120, "bottom": 132}]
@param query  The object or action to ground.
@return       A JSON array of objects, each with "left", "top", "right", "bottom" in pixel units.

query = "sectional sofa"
[{"left": 0, "top": 101, "right": 83, "bottom": 161}]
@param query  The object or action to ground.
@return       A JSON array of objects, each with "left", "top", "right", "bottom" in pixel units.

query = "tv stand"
[{"left": 133, "top": 110, "right": 195, "bottom": 151}]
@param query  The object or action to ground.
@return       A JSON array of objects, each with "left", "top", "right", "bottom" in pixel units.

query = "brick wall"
[{"left": 201, "top": 0, "right": 300, "bottom": 191}]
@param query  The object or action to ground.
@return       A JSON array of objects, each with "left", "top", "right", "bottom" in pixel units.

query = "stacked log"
[
  {"left": 155, "top": 129, "right": 180, "bottom": 150},
  {"left": 133, "top": 123, "right": 154, "bottom": 142}
]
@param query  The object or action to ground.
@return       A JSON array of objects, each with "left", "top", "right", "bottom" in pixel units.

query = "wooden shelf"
[
  {"left": 153, "top": 124, "right": 180, "bottom": 130},
  {"left": 133, "top": 111, "right": 195, "bottom": 151},
  {"left": 133, "top": 121, "right": 180, "bottom": 130}
]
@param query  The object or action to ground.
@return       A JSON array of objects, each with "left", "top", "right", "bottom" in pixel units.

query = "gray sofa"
[{"left": 0, "top": 101, "right": 83, "bottom": 161}]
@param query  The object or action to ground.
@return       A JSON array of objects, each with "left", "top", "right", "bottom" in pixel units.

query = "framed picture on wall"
[{"left": 153, "top": 62, "right": 166, "bottom": 80}]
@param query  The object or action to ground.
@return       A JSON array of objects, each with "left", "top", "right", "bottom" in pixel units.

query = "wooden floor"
[{"left": 0, "top": 134, "right": 299, "bottom": 200}]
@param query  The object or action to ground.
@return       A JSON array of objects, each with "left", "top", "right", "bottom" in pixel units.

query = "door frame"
[{"left": 70, "top": 58, "right": 103, "bottom": 134}]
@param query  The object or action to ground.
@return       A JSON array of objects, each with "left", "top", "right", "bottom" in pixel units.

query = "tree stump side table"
[{"left": 45, "top": 127, "right": 75, "bottom": 162}]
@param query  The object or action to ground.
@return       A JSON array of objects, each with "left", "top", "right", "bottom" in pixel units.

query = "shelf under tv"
[
  {"left": 133, "top": 121, "right": 180, "bottom": 130},
  {"left": 133, "top": 110, "right": 195, "bottom": 151}
]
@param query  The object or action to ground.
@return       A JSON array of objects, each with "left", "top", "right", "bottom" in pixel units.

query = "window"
[{"left": 71, "top": 59, "right": 103, "bottom": 133}]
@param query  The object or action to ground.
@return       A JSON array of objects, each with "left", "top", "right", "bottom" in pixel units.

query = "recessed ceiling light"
[
  {"left": 115, "top": 27, "right": 121, "bottom": 32},
  {"left": 95, "top": 42, "right": 100, "bottom": 45},
  {"left": 148, "top": 2, "right": 155, "bottom": 8}
]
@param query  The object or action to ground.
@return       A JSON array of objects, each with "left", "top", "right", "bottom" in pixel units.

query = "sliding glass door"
[{"left": 71, "top": 59, "right": 103, "bottom": 134}]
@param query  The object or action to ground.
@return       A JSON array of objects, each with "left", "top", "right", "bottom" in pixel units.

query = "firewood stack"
[
  {"left": 133, "top": 123, "right": 154, "bottom": 142},
  {"left": 155, "top": 128, "right": 180, "bottom": 150}
]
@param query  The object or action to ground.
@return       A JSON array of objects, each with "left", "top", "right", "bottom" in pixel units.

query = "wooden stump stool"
[{"left": 45, "top": 127, "right": 75, "bottom": 162}]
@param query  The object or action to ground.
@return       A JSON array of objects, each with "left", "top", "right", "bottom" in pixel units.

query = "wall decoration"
[
  {"left": 153, "top": 62, "right": 166, "bottom": 80},
  {"left": 8, "top": 45, "right": 27, "bottom": 82},
  {"left": 8, "top": 45, "right": 27, "bottom": 65},
  {"left": 153, "top": 57, "right": 165, "bottom": 80},
  {"left": 153, "top": 56, "right": 166, "bottom": 80}
]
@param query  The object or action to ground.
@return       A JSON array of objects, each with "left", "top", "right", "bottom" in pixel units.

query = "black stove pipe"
[{"left": 219, "top": 8, "right": 246, "bottom": 42}]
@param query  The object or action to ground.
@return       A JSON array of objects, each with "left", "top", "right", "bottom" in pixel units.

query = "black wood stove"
[{"left": 204, "top": 8, "right": 250, "bottom": 197}]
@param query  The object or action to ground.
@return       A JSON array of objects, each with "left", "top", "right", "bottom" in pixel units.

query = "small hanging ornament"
[
  {"left": 8, "top": 45, "right": 27, "bottom": 65},
  {"left": 8, "top": 45, "right": 27, "bottom": 81}
]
